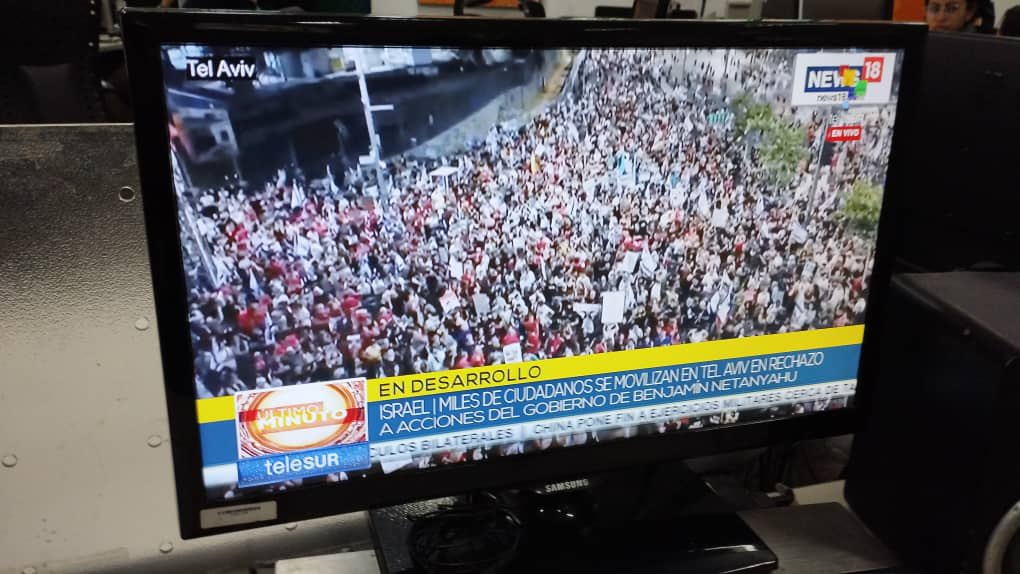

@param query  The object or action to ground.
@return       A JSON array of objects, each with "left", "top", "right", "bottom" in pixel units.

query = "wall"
[
  {"left": 998, "top": 0, "right": 1020, "bottom": 25},
  {"left": 0, "top": 125, "right": 371, "bottom": 574}
]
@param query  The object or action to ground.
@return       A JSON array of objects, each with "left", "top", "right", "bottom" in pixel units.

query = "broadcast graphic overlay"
[
  {"left": 232, "top": 379, "right": 369, "bottom": 487},
  {"left": 161, "top": 45, "right": 902, "bottom": 500},
  {"left": 792, "top": 52, "right": 896, "bottom": 107}
]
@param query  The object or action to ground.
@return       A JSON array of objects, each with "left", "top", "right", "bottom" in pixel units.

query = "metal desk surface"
[{"left": 277, "top": 483, "right": 901, "bottom": 574}]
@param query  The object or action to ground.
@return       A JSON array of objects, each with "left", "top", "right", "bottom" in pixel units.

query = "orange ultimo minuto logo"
[{"left": 235, "top": 380, "right": 367, "bottom": 459}]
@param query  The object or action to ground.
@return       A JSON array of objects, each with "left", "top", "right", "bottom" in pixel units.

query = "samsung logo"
[
  {"left": 542, "top": 478, "right": 591, "bottom": 493},
  {"left": 185, "top": 57, "right": 257, "bottom": 80}
]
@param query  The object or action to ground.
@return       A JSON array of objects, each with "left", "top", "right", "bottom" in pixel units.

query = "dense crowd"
[
  {"left": 178, "top": 48, "right": 900, "bottom": 496},
  {"left": 185, "top": 49, "right": 886, "bottom": 397},
  {"left": 183, "top": 48, "right": 892, "bottom": 400}
]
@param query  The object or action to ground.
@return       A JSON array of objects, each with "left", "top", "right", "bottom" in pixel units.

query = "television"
[
  {"left": 800, "top": 0, "right": 893, "bottom": 20},
  {"left": 122, "top": 10, "right": 924, "bottom": 539},
  {"left": 895, "top": 32, "right": 1020, "bottom": 272},
  {"left": 762, "top": 0, "right": 893, "bottom": 20}
]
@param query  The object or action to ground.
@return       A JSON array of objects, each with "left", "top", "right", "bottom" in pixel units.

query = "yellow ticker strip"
[
  {"left": 366, "top": 325, "right": 863, "bottom": 402},
  {"left": 196, "top": 395, "right": 235, "bottom": 424}
]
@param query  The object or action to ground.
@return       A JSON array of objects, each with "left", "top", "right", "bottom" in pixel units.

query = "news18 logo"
[
  {"left": 792, "top": 53, "right": 896, "bottom": 107},
  {"left": 234, "top": 379, "right": 368, "bottom": 459},
  {"left": 804, "top": 57, "right": 884, "bottom": 101}
]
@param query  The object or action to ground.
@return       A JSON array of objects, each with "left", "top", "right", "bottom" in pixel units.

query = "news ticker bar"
[
  {"left": 364, "top": 344, "right": 859, "bottom": 442},
  {"left": 195, "top": 325, "right": 864, "bottom": 424},
  {"left": 200, "top": 379, "right": 855, "bottom": 487},
  {"left": 195, "top": 326, "right": 864, "bottom": 471},
  {"left": 366, "top": 325, "right": 864, "bottom": 402},
  {"left": 235, "top": 442, "right": 371, "bottom": 488},
  {"left": 368, "top": 379, "right": 856, "bottom": 461}
]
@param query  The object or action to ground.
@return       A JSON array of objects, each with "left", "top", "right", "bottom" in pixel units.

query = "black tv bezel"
[{"left": 121, "top": 9, "right": 926, "bottom": 539}]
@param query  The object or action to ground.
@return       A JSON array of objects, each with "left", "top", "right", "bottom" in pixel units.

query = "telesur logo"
[{"left": 185, "top": 56, "right": 257, "bottom": 80}]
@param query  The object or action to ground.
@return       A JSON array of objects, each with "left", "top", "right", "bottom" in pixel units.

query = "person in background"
[
  {"left": 926, "top": 0, "right": 981, "bottom": 32},
  {"left": 977, "top": 0, "right": 998, "bottom": 32},
  {"left": 1001, "top": 6, "right": 1020, "bottom": 36}
]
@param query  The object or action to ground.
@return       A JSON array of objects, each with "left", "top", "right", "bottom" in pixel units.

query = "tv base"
[{"left": 368, "top": 461, "right": 778, "bottom": 574}]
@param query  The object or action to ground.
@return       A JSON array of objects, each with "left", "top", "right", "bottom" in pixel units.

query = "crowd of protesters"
[
  {"left": 183, "top": 48, "right": 892, "bottom": 401},
  {"left": 178, "top": 48, "right": 896, "bottom": 493}
]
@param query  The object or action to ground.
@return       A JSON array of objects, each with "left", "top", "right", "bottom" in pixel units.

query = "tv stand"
[{"left": 369, "top": 461, "right": 778, "bottom": 573}]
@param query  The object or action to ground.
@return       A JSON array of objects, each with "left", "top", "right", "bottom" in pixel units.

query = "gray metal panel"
[
  {"left": 0, "top": 124, "right": 371, "bottom": 574},
  {"left": 739, "top": 502, "right": 899, "bottom": 573},
  {"left": 895, "top": 272, "right": 1020, "bottom": 353}
]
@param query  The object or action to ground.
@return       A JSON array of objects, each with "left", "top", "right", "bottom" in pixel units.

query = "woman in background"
[
  {"left": 925, "top": 0, "right": 980, "bottom": 32},
  {"left": 926, "top": 0, "right": 999, "bottom": 33}
]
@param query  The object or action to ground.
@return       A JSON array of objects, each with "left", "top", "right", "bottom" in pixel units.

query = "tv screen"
[{"left": 159, "top": 42, "right": 902, "bottom": 503}]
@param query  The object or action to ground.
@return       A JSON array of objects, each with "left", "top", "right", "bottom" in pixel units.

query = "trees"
[
  {"left": 840, "top": 180, "right": 883, "bottom": 235},
  {"left": 760, "top": 120, "right": 809, "bottom": 188},
  {"left": 732, "top": 92, "right": 772, "bottom": 138},
  {"left": 732, "top": 92, "right": 808, "bottom": 187}
]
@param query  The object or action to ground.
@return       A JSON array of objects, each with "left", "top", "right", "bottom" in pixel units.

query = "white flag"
[
  {"left": 601, "top": 292, "right": 626, "bottom": 324},
  {"left": 326, "top": 164, "right": 340, "bottom": 194},
  {"left": 503, "top": 342, "right": 523, "bottom": 364},
  {"left": 248, "top": 268, "right": 260, "bottom": 296},
  {"left": 290, "top": 181, "right": 306, "bottom": 209},
  {"left": 640, "top": 249, "right": 658, "bottom": 277},
  {"left": 264, "top": 311, "right": 274, "bottom": 344}
]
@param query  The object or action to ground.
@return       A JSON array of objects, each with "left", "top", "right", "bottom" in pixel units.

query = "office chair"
[
  {"left": 452, "top": 0, "right": 543, "bottom": 17},
  {"left": 519, "top": 0, "right": 545, "bottom": 17},
  {"left": 667, "top": 7, "right": 698, "bottom": 17},
  {"left": 1002, "top": 6, "right": 1020, "bottom": 37},
  {"left": 453, "top": 0, "right": 488, "bottom": 15},
  {"left": 0, "top": 0, "right": 107, "bottom": 123},
  {"left": 977, "top": 0, "right": 996, "bottom": 33},
  {"left": 594, "top": 6, "right": 633, "bottom": 17}
]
